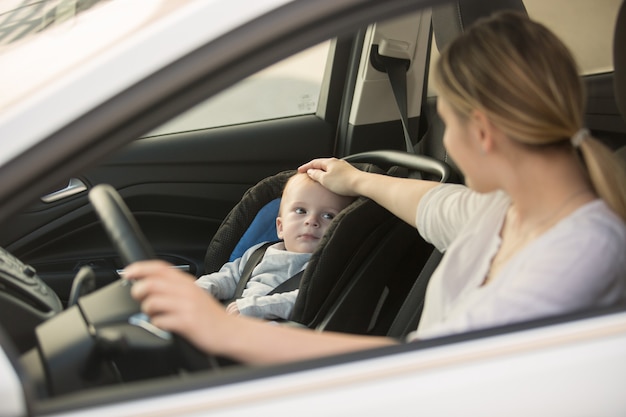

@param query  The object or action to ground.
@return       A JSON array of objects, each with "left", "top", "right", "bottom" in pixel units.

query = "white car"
[{"left": 0, "top": 0, "right": 625, "bottom": 416}]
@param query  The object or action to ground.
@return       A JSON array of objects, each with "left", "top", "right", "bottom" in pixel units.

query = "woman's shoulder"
[
  {"left": 567, "top": 199, "right": 626, "bottom": 238},
  {"left": 541, "top": 199, "right": 626, "bottom": 265}
]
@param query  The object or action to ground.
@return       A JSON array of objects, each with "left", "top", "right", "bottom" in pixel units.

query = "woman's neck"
[
  {"left": 481, "top": 149, "right": 596, "bottom": 286},
  {"left": 502, "top": 147, "right": 595, "bottom": 227}
]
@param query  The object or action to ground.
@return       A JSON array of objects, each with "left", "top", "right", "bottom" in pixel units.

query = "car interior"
[{"left": 0, "top": 0, "right": 624, "bottom": 411}]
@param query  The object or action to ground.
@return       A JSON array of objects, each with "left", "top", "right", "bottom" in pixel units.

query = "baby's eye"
[
  {"left": 294, "top": 207, "right": 306, "bottom": 214},
  {"left": 322, "top": 212, "right": 335, "bottom": 220}
]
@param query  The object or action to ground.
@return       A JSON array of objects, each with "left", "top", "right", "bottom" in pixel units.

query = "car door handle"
[{"left": 41, "top": 178, "right": 88, "bottom": 203}]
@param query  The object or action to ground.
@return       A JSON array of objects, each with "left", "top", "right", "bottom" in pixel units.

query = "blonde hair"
[{"left": 433, "top": 11, "right": 626, "bottom": 222}]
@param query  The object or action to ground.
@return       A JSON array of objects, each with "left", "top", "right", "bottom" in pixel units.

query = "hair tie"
[{"left": 571, "top": 128, "right": 589, "bottom": 148}]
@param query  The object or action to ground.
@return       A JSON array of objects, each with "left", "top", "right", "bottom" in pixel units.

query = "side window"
[
  {"left": 427, "top": 0, "right": 620, "bottom": 97},
  {"left": 149, "top": 41, "right": 331, "bottom": 135},
  {"left": 524, "top": 0, "right": 620, "bottom": 75}
]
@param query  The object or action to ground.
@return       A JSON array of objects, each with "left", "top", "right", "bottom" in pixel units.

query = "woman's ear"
[{"left": 470, "top": 109, "right": 496, "bottom": 154}]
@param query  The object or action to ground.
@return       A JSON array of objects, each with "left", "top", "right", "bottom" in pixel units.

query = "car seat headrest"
[
  {"left": 229, "top": 198, "right": 280, "bottom": 261},
  {"left": 432, "top": 0, "right": 527, "bottom": 51}
]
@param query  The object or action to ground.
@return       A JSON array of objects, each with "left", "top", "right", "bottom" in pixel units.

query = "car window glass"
[
  {"left": 148, "top": 41, "right": 331, "bottom": 135},
  {"left": 524, "top": 0, "right": 620, "bottom": 75},
  {"left": 428, "top": 0, "right": 621, "bottom": 96}
]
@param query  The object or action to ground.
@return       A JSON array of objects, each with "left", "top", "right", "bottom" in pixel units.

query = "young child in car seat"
[{"left": 195, "top": 172, "right": 355, "bottom": 320}]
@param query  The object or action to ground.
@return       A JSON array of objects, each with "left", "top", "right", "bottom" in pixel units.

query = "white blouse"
[{"left": 408, "top": 184, "right": 626, "bottom": 341}]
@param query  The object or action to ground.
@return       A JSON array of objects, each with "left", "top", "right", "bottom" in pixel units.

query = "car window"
[
  {"left": 428, "top": 0, "right": 621, "bottom": 97},
  {"left": 148, "top": 41, "right": 331, "bottom": 135},
  {"left": 524, "top": 0, "right": 620, "bottom": 75}
]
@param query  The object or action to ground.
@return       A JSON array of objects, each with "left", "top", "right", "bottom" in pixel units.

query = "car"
[{"left": 0, "top": 0, "right": 625, "bottom": 416}]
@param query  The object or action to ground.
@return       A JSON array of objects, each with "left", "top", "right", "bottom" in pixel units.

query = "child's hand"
[{"left": 226, "top": 301, "right": 241, "bottom": 315}]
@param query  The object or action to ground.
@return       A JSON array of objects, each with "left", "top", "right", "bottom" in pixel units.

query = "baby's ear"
[{"left": 275, "top": 217, "right": 284, "bottom": 239}]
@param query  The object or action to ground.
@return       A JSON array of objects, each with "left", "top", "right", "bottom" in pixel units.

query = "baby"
[{"left": 196, "top": 172, "right": 355, "bottom": 320}]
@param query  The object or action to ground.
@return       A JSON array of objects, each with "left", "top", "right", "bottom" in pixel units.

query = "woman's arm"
[
  {"left": 125, "top": 260, "right": 398, "bottom": 365},
  {"left": 299, "top": 158, "right": 440, "bottom": 227},
  {"left": 235, "top": 289, "right": 298, "bottom": 320}
]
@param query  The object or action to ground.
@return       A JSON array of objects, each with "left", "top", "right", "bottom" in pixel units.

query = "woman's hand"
[
  {"left": 124, "top": 260, "right": 398, "bottom": 364},
  {"left": 298, "top": 158, "right": 363, "bottom": 197},
  {"left": 124, "top": 260, "right": 232, "bottom": 354},
  {"left": 300, "top": 157, "right": 440, "bottom": 227}
]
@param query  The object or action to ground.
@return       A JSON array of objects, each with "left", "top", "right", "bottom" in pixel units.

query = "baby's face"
[{"left": 276, "top": 175, "right": 353, "bottom": 253}]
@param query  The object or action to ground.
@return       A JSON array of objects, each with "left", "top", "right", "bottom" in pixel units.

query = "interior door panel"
[{"left": 0, "top": 115, "right": 334, "bottom": 305}]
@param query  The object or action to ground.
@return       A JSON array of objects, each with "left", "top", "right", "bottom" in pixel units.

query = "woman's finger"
[{"left": 297, "top": 157, "right": 336, "bottom": 173}]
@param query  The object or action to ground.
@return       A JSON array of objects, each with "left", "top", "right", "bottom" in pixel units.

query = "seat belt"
[
  {"left": 370, "top": 45, "right": 414, "bottom": 153},
  {"left": 267, "top": 270, "right": 304, "bottom": 295},
  {"left": 227, "top": 241, "right": 274, "bottom": 303},
  {"left": 227, "top": 241, "right": 304, "bottom": 304}
]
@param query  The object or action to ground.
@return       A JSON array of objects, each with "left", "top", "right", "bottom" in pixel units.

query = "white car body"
[{"left": 0, "top": 0, "right": 624, "bottom": 416}]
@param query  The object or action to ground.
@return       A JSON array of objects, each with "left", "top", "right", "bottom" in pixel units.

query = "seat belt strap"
[
  {"left": 370, "top": 45, "right": 414, "bottom": 153},
  {"left": 228, "top": 241, "right": 304, "bottom": 304},
  {"left": 231, "top": 241, "right": 274, "bottom": 301},
  {"left": 267, "top": 270, "right": 304, "bottom": 295}
]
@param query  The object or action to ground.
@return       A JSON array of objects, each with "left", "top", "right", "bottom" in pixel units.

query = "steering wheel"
[
  {"left": 88, "top": 184, "right": 156, "bottom": 265},
  {"left": 25, "top": 185, "right": 217, "bottom": 397},
  {"left": 87, "top": 184, "right": 215, "bottom": 367},
  {"left": 343, "top": 150, "right": 451, "bottom": 183},
  {"left": 29, "top": 184, "right": 214, "bottom": 393}
]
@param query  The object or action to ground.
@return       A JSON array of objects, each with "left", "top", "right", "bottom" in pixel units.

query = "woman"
[{"left": 125, "top": 12, "right": 626, "bottom": 364}]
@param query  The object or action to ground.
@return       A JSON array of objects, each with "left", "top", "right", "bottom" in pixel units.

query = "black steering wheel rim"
[
  {"left": 87, "top": 184, "right": 215, "bottom": 374},
  {"left": 88, "top": 184, "right": 156, "bottom": 264},
  {"left": 343, "top": 150, "right": 451, "bottom": 183}
]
